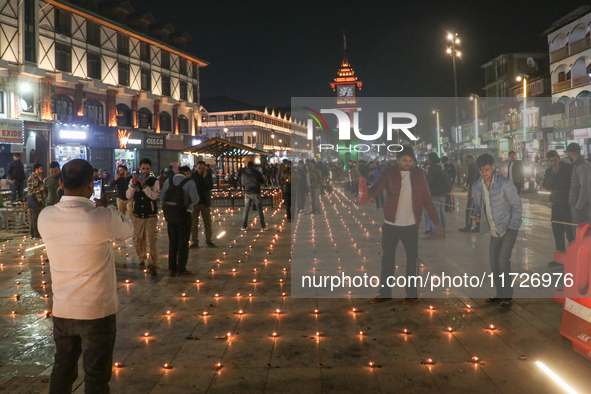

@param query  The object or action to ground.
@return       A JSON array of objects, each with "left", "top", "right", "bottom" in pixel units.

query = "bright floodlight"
[
  {"left": 432, "top": 110, "right": 436, "bottom": 114},
  {"left": 446, "top": 48, "right": 452, "bottom": 54},
  {"left": 535, "top": 362, "right": 578, "bottom": 394},
  {"left": 516, "top": 75, "right": 522, "bottom": 81},
  {"left": 19, "top": 83, "right": 31, "bottom": 92},
  {"left": 447, "top": 33, "right": 453, "bottom": 40},
  {"left": 455, "top": 39, "right": 460, "bottom": 44},
  {"left": 456, "top": 51, "right": 461, "bottom": 57}
]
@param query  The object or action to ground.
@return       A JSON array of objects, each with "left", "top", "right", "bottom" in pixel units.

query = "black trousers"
[
  {"left": 375, "top": 191, "right": 384, "bottom": 208},
  {"left": 552, "top": 204, "right": 574, "bottom": 252},
  {"left": 50, "top": 314, "right": 117, "bottom": 394},
  {"left": 379, "top": 224, "right": 419, "bottom": 298},
  {"left": 168, "top": 215, "right": 192, "bottom": 272},
  {"left": 284, "top": 191, "right": 292, "bottom": 220},
  {"left": 465, "top": 197, "right": 474, "bottom": 227},
  {"left": 489, "top": 229, "right": 518, "bottom": 300},
  {"left": 296, "top": 186, "right": 307, "bottom": 211}
]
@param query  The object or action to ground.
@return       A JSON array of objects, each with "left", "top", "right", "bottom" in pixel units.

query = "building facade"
[{"left": 0, "top": 0, "right": 207, "bottom": 177}]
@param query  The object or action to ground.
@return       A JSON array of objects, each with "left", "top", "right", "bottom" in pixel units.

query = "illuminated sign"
[
  {"left": 0, "top": 119, "right": 25, "bottom": 145},
  {"left": 118, "top": 129, "right": 142, "bottom": 148},
  {"left": 192, "top": 139, "right": 202, "bottom": 146},
  {"left": 60, "top": 130, "right": 87, "bottom": 140}
]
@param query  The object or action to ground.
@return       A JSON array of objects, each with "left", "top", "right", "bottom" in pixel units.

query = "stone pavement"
[{"left": 0, "top": 189, "right": 590, "bottom": 393}]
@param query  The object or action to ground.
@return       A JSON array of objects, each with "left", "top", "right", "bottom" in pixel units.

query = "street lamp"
[
  {"left": 223, "top": 128, "right": 228, "bottom": 132},
  {"left": 446, "top": 32, "right": 462, "bottom": 153},
  {"left": 516, "top": 73, "right": 529, "bottom": 161},
  {"left": 469, "top": 94, "right": 479, "bottom": 148},
  {"left": 432, "top": 109, "right": 441, "bottom": 157}
]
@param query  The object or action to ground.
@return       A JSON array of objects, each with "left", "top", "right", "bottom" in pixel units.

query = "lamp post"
[
  {"left": 516, "top": 74, "right": 529, "bottom": 161},
  {"left": 469, "top": 94, "right": 479, "bottom": 148},
  {"left": 432, "top": 109, "right": 441, "bottom": 157},
  {"left": 446, "top": 32, "right": 461, "bottom": 154}
]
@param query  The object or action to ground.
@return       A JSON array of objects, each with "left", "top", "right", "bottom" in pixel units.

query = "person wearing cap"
[
  {"left": 566, "top": 142, "right": 591, "bottom": 237},
  {"left": 160, "top": 166, "right": 198, "bottom": 275},
  {"left": 7, "top": 153, "right": 26, "bottom": 201},
  {"left": 366, "top": 146, "right": 443, "bottom": 304}
]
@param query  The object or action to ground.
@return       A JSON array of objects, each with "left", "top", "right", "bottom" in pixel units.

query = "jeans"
[
  {"left": 168, "top": 214, "right": 192, "bottom": 272},
  {"left": 431, "top": 196, "right": 446, "bottom": 235},
  {"left": 379, "top": 224, "right": 419, "bottom": 298},
  {"left": 50, "top": 314, "right": 116, "bottom": 394},
  {"left": 552, "top": 204, "right": 574, "bottom": 251},
  {"left": 465, "top": 196, "right": 474, "bottom": 227},
  {"left": 310, "top": 188, "right": 321, "bottom": 213},
  {"left": 10, "top": 180, "right": 24, "bottom": 202},
  {"left": 423, "top": 208, "right": 433, "bottom": 232},
  {"left": 571, "top": 204, "right": 591, "bottom": 239},
  {"left": 243, "top": 194, "right": 266, "bottom": 228},
  {"left": 30, "top": 206, "right": 44, "bottom": 238},
  {"left": 489, "top": 228, "right": 518, "bottom": 300},
  {"left": 191, "top": 204, "right": 213, "bottom": 243}
]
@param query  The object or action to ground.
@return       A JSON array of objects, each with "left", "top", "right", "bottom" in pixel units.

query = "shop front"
[
  {"left": 141, "top": 133, "right": 165, "bottom": 173},
  {"left": 0, "top": 119, "right": 25, "bottom": 177},
  {"left": 52, "top": 124, "right": 91, "bottom": 168},
  {"left": 115, "top": 129, "right": 144, "bottom": 172},
  {"left": 571, "top": 128, "right": 591, "bottom": 158}
]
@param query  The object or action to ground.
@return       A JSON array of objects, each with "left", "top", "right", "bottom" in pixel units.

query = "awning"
[{"left": 182, "top": 137, "right": 270, "bottom": 158}]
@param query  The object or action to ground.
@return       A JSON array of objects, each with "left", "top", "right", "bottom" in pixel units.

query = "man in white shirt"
[{"left": 39, "top": 159, "right": 133, "bottom": 394}]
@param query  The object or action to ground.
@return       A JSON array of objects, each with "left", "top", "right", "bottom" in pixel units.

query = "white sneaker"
[{"left": 241, "top": 227, "right": 247, "bottom": 231}]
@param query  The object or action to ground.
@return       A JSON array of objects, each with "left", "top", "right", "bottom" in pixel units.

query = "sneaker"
[
  {"left": 548, "top": 261, "right": 562, "bottom": 268},
  {"left": 499, "top": 299, "right": 513, "bottom": 307},
  {"left": 189, "top": 243, "right": 199, "bottom": 249},
  {"left": 370, "top": 297, "right": 390, "bottom": 304},
  {"left": 169, "top": 270, "right": 178, "bottom": 277},
  {"left": 471, "top": 226, "right": 480, "bottom": 233},
  {"left": 206, "top": 241, "right": 216, "bottom": 247},
  {"left": 139, "top": 261, "right": 146, "bottom": 268},
  {"left": 459, "top": 227, "right": 472, "bottom": 233},
  {"left": 148, "top": 267, "right": 157, "bottom": 276},
  {"left": 486, "top": 297, "right": 500, "bottom": 303},
  {"left": 178, "top": 270, "right": 192, "bottom": 276},
  {"left": 261, "top": 227, "right": 267, "bottom": 231},
  {"left": 403, "top": 297, "right": 419, "bottom": 304}
]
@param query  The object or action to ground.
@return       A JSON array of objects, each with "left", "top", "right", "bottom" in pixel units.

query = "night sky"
[{"left": 136, "top": 0, "right": 588, "bottom": 109}]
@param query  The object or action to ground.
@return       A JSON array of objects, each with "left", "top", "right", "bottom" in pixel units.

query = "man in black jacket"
[
  {"left": 425, "top": 153, "right": 447, "bottom": 239},
  {"left": 110, "top": 165, "right": 132, "bottom": 217},
  {"left": 7, "top": 153, "right": 26, "bottom": 202},
  {"left": 442, "top": 156, "right": 456, "bottom": 212},
  {"left": 459, "top": 155, "right": 480, "bottom": 233},
  {"left": 190, "top": 161, "right": 215, "bottom": 247},
  {"left": 241, "top": 161, "right": 266, "bottom": 230},
  {"left": 544, "top": 150, "right": 574, "bottom": 267}
]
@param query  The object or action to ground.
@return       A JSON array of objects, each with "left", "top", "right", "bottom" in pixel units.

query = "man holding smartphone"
[
  {"left": 126, "top": 158, "right": 160, "bottom": 276},
  {"left": 110, "top": 165, "right": 132, "bottom": 217}
]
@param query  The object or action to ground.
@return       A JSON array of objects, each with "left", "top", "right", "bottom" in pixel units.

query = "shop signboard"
[
  {"left": 118, "top": 129, "right": 144, "bottom": 149},
  {"left": 54, "top": 124, "right": 90, "bottom": 144},
  {"left": 166, "top": 134, "right": 185, "bottom": 150},
  {"left": 0, "top": 119, "right": 25, "bottom": 145},
  {"left": 573, "top": 128, "right": 590, "bottom": 139},
  {"left": 88, "top": 126, "right": 118, "bottom": 148},
  {"left": 145, "top": 134, "right": 165, "bottom": 149}
]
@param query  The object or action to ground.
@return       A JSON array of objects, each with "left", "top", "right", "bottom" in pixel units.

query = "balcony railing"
[
  {"left": 553, "top": 79, "right": 572, "bottom": 93},
  {"left": 572, "top": 74, "right": 591, "bottom": 88},
  {"left": 551, "top": 46, "right": 569, "bottom": 63},
  {"left": 571, "top": 36, "right": 591, "bottom": 55}
]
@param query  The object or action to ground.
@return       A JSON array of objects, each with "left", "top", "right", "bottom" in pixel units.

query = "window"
[
  {"left": 192, "top": 84, "right": 199, "bottom": 103},
  {"left": 55, "top": 8, "right": 71, "bottom": 37},
  {"left": 24, "top": 0, "right": 35, "bottom": 62},
  {"left": 192, "top": 63, "right": 198, "bottom": 79},
  {"left": 138, "top": 107, "right": 152, "bottom": 129},
  {"left": 178, "top": 115, "right": 189, "bottom": 134},
  {"left": 87, "top": 52, "right": 101, "bottom": 79},
  {"left": 116, "top": 103, "right": 132, "bottom": 127},
  {"left": 55, "top": 43, "right": 72, "bottom": 72},
  {"left": 179, "top": 58, "right": 187, "bottom": 75},
  {"left": 117, "top": 32, "right": 129, "bottom": 56},
  {"left": 162, "top": 75, "right": 171, "bottom": 96},
  {"left": 180, "top": 81, "right": 188, "bottom": 100},
  {"left": 536, "top": 80, "right": 543, "bottom": 95},
  {"left": 87, "top": 21, "right": 100, "bottom": 46},
  {"left": 141, "top": 68, "right": 151, "bottom": 91},
  {"left": 570, "top": 99, "right": 585, "bottom": 118},
  {"left": 21, "top": 90, "right": 35, "bottom": 114},
  {"left": 140, "top": 41, "right": 150, "bottom": 63},
  {"left": 52, "top": 94, "right": 73, "bottom": 116},
  {"left": 0, "top": 92, "right": 5, "bottom": 114},
  {"left": 161, "top": 50, "right": 170, "bottom": 70},
  {"left": 118, "top": 61, "right": 130, "bottom": 86},
  {"left": 159, "top": 111, "right": 171, "bottom": 131},
  {"left": 84, "top": 99, "right": 103, "bottom": 124},
  {"left": 497, "top": 58, "right": 507, "bottom": 77}
]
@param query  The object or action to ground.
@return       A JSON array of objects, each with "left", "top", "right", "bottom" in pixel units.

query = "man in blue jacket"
[{"left": 472, "top": 153, "right": 522, "bottom": 307}]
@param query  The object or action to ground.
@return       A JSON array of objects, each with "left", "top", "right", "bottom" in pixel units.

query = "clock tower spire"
[{"left": 331, "top": 33, "right": 362, "bottom": 105}]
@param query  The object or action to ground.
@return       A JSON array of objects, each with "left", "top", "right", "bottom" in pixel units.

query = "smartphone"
[
  {"left": 92, "top": 180, "right": 102, "bottom": 200},
  {"left": 138, "top": 173, "right": 146, "bottom": 180}
]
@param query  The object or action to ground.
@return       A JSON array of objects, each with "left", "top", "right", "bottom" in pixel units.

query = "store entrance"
[
  {"left": 114, "top": 149, "right": 137, "bottom": 172},
  {"left": 55, "top": 144, "right": 87, "bottom": 168}
]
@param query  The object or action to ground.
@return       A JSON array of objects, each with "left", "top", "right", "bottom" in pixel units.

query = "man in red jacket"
[{"left": 367, "top": 146, "right": 443, "bottom": 304}]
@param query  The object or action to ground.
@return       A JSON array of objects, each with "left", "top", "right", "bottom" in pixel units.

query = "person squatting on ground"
[
  {"left": 366, "top": 146, "right": 444, "bottom": 304},
  {"left": 39, "top": 159, "right": 133, "bottom": 394},
  {"left": 126, "top": 158, "right": 160, "bottom": 276},
  {"left": 472, "top": 153, "right": 522, "bottom": 308}
]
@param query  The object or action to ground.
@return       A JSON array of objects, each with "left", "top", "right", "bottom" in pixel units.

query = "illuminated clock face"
[{"left": 338, "top": 85, "right": 355, "bottom": 102}]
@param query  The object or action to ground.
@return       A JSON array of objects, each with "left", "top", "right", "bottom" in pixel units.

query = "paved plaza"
[{"left": 0, "top": 189, "right": 590, "bottom": 393}]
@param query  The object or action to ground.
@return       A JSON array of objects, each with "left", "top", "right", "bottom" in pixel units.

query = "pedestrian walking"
[
  {"left": 307, "top": 160, "right": 323, "bottom": 214},
  {"left": 110, "top": 165, "right": 132, "bottom": 217},
  {"left": 7, "top": 153, "right": 25, "bottom": 201},
  {"left": 425, "top": 153, "right": 449, "bottom": 239},
  {"left": 544, "top": 150, "right": 574, "bottom": 267},
  {"left": 241, "top": 161, "right": 266, "bottom": 230},
  {"left": 126, "top": 158, "right": 160, "bottom": 276},
  {"left": 442, "top": 156, "right": 456, "bottom": 211},
  {"left": 459, "top": 155, "right": 480, "bottom": 233},
  {"left": 566, "top": 142, "right": 591, "bottom": 238},
  {"left": 296, "top": 160, "right": 307, "bottom": 212},
  {"left": 368, "top": 161, "right": 384, "bottom": 210},
  {"left": 367, "top": 146, "right": 443, "bottom": 304},
  {"left": 279, "top": 161, "right": 293, "bottom": 221},
  {"left": 472, "top": 153, "right": 522, "bottom": 307},
  {"left": 190, "top": 161, "right": 215, "bottom": 247},
  {"left": 44, "top": 161, "right": 63, "bottom": 206},
  {"left": 27, "top": 163, "right": 45, "bottom": 239},
  {"left": 39, "top": 159, "right": 133, "bottom": 394},
  {"left": 161, "top": 166, "right": 198, "bottom": 275}
]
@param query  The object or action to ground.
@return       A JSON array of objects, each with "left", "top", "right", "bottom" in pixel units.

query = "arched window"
[
  {"left": 52, "top": 94, "right": 73, "bottom": 117},
  {"left": 138, "top": 107, "right": 152, "bottom": 129},
  {"left": 116, "top": 103, "right": 132, "bottom": 127},
  {"left": 570, "top": 99, "right": 585, "bottom": 118},
  {"left": 159, "top": 111, "right": 171, "bottom": 132},
  {"left": 84, "top": 99, "right": 103, "bottom": 125},
  {"left": 178, "top": 115, "right": 189, "bottom": 134}
]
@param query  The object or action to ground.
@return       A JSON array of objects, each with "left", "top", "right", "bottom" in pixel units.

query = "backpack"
[
  {"left": 162, "top": 178, "right": 191, "bottom": 225},
  {"left": 437, "top": 170, "right": 452, "bottom": 195}
]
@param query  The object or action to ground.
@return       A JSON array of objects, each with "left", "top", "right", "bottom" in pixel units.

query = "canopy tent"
[{"left": 182, "top": 137, "right": 270, "bottom": 180}]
